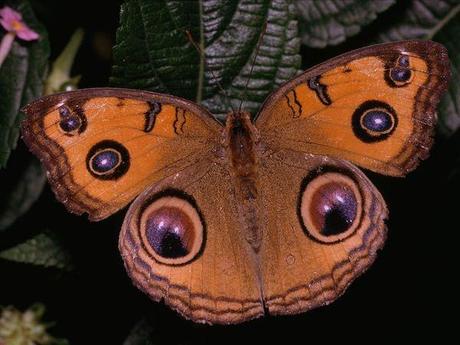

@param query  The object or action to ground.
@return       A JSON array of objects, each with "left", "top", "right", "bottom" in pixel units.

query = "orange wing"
[
  {"left": 119, "top": 160, "right": 264, "bottom": 324},
  {"left": 255, "top": 41, "right": 450, "bottom": 176},
  {"left": 258, "top": 151, "right": 387, "bottom": 316},
  {"left": 22, "top": 88, "right": 222, "bottom": 220}
]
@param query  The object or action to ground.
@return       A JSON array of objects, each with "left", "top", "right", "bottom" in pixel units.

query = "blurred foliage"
[
  {"left": 44, "top": 28, "right": 83, "bottom": 95},
  {"left": 123, "top": 318, "right": 155, "bottom": 345},
  {"left": 0, "top": 304, "right": 69, "bottom": 345},
  {"left": 296, "top": 0, "right": 395, "bottom": 47},
  {"left": 0, "top": 156, "right": 45, "bottom": 232},
  {"left": 0, "top": 0, "right": 49, "bottom": 168},
  {"left": 0, "top": 231, "right": 73, "bottom": 270}
]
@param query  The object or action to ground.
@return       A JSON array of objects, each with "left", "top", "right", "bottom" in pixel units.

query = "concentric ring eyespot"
[
  {"left": 360, "top": 109, "right": 394, "bottom": 135},
  {"left": 390, "top": 67, "right": 412, "bottom": 83},
  {"left": 59, "top": 115, "right": 81, "bottom": 133},
  {"left": 57, "top": 105, "right": 85, "bottom": 135},
  {"left": 387, "top": 53, "right": 413, "bottom": 87},
  {"left": 139, "top": 194, "right": 204, "bottom": 265},
  {"left": 299, "top": 172, "right": 363, "bottom": 244},
  {"left": 86, "top": 140, "right": 130, "bottom": 180},
  {"left": 352, "top": 100, "right": 398, "bottom": 143},
  {"left": 90, "top": 148, "right": 122, "bottom": 174}
]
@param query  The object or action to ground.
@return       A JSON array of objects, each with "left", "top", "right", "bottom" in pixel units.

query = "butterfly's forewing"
[
  {"left": 21, "top": 88, "right": 222, "bottom": 220},
  {"left": 256, "top": 41, "right": 450, "bottom": 176}
]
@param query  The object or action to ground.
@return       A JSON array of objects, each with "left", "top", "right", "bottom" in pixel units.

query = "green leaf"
[
  {"left": 0, "top": 156, "right": 45, "bottom": 232},
  {"left": 295, "top": 0, "right": 395, "bottom": 48},
  {"left": 0, "top": 232, "right": 73, "bottom": 270},
  {"left": 111, "top": 0, "right": 301, "bottom": 120},
  {"left": 123, "top": 319, "right": 155, "bottom": 345},
  {"left": 0, "top": 0, "right": 50, "bottom": 168},
  {"left": 376, "top": 0, "right": 460, "bottom": 137},
  {"left": 111, "top": 0, "right": 201, "bottom": 101}
]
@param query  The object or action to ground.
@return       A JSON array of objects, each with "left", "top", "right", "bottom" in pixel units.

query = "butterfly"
[{"left": 21, "top": 40, "right": 450, "bottom": 324}]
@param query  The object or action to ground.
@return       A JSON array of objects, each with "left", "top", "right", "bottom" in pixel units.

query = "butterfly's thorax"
[{"left": 224, "top": 111, "right": 262, "bottom": 251}]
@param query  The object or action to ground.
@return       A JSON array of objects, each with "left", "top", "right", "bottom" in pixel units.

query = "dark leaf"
[
  {"left": 433, "top": 7, "right": 460, "bottom": 137},
  {"left": 0, "top": 155, "right": 45, "bottom": 232},
  {"left": 111, "top": 0, "right": 301, "bottom": 120},
  {"left": 376, "top": 0, "right": 460, "bottom": 137},
  {"left": 296, "top": 0, "right": 395, "bottom": 48},
  {"left": 123, "top": 318, "right": 155, "bottom": 345},
  {"left": 0, "top": 231, "right": 73, "bottom": 270},
  {"left": 0, "top": 0, "right": 50, "bottom": 167}
]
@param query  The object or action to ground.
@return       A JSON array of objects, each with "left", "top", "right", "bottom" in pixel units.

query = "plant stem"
[
  {"left": 0, "top": 32, "right": 15, "bottom": 67},
  {"left": 196, "top": 0, "right": 204, "bottom": 103},
  {"left": 426, "top": 4, "right": 460, "bottom": 40}
]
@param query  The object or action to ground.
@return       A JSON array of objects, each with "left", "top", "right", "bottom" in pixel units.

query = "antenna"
[
  {"left": 238, "top": 22, "right": 267, "bottom": 113},
  {"left": 185, "top": 30, "right": 235, "bottom": 113}
]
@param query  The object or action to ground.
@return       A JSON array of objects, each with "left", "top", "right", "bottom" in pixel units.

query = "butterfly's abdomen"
[{"left": 224, "top": 112, "right": 262, "bottom": 251}]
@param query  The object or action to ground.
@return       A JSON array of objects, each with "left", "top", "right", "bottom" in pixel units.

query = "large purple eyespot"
[
  {"left": 86, "top": 140, "right": 130, "bottom": 180},
  {"left": 299, "top": 172, "right": 363, "bottom": 244},
  {"left": 310, "top": 182, "right": 357, "bottom": 236},
  {"left": 352, "top": 100, "right": 397, "bottom": 143},
  {"left": 146, "top": 207, "right": 194, "bottom": 258},
  {"left": 139, "top": 194, "right": 204, "bottom": 265}
]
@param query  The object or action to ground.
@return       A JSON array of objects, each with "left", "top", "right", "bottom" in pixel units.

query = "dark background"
[{"left": 0, "top": 1, "right": 456, "bottom": 343}]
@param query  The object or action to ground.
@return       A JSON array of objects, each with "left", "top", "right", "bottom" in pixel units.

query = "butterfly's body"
[
  {"left": 21, "top": 41, "right": 450, "bottom": 324},
  {"left": 224, "top": 111, "right": 262, "bottom": 251}
]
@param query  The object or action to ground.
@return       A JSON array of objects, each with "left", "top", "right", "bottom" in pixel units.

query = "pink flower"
[
  {"left": 0, "top": 6, "right": 39, "bottom": 40},
  {"left": 0, "top": 6, "right": 39, "bottom": 67}
]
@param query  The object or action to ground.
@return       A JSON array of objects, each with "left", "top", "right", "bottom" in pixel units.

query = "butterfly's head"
[
  {"left": 225, "top": 111, "right": 256, "bottom": 138},
  {"left": 226, "top": 110, "right": 252, "bottom": 124},
  {"left": 224, "top": 110, "right": 259, "bottom": 150}
]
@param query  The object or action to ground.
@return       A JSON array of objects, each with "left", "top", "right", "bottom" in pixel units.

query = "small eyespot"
[
  {"left": 139, "top": 194, "right": 204, "bottom": 265},
  {"left": 58, "top": 105, "right": 71, "bottom": 117},
  {"left": 86, "top": 140, "right": 130, "bottom": 180},
  {"left": 352, "top": 100, "right": 398, "bottom": 143},
  {"left": 298, "top": 172, "right": 363, "bottom": 244},
  {"left": 57, "top": 105, "right": 85, "bottom": 134},
  {"left": 59, "top": 115, "right": 81, "bottom": 133},
  {"left": 398, "top": 54, "right": 410, "bottom": 67},
  {"left": 387, "top": 54, "right": 413, "bottom": 86},
  {"left": 390, "top": 67, "right": 412, "bottom": 83}
]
